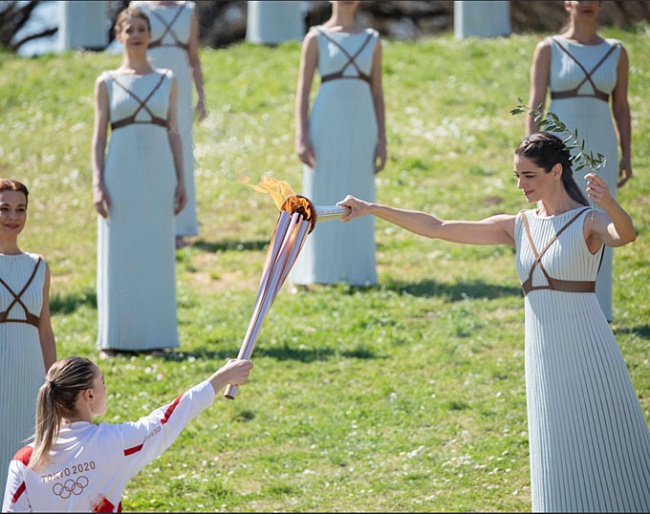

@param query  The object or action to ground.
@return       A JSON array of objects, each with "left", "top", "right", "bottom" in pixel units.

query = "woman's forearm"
[
  {"left": 168, "top": 131, "right": 185, "bottom": 186},
  {"left": 603, "top": 201, "right": 636, "bottom": 245},
  {"left": 191, "top": 58, "right": 205, "bottom": 103},
  {"left": 374, "top": 92, "right": 386, "bottom": 143},
  {"left": 368, "top": 203, "right": 442, "bottom": 239},
  {"left": 612, "top": 103, "right": 631, "bottom": 160},
  {"left": 295, "top": 86, "right": 311, "bottom": 143},
  {"left": 91, "top": 135, "right": 106, "bottom": 186}
]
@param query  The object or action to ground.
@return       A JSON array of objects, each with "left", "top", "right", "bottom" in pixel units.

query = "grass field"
[{"left": 0, "top": 24, "right": 649, "bottom": 512}]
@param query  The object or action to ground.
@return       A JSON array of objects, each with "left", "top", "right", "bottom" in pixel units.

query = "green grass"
[{"left": 1, "top": 25, "right": 649, "bottom": 512}]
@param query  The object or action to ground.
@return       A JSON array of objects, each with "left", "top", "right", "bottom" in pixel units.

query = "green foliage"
[
  {"left": 1, "top": 26, "right": 649, "bottom": 512},
  {"left": 511, "top": 100, "right": 606, "bottom": 174}
]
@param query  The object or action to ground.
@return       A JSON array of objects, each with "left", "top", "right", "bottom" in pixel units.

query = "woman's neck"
[
  {"left": 62, "top": 415, "right": 92, "bottom": 424},
  {"left": 118, "top": 54, "right": 154, "bottom": 75},
  {"left": 0, "top": 237, "right": 22, "bottom": 255},
  {"left": 562, "top": 21, "right": 602, "bottom": 45},
  {"left": 537, "top": 196, "right": 583, "bottom": 217},
  {"left": 326, "top": 9, "right": 360, "bottom": 32}
]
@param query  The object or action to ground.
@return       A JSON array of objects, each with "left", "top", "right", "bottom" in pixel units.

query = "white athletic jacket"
[{"left": 2, "top": 380, "right": 215, "bottom": 512}]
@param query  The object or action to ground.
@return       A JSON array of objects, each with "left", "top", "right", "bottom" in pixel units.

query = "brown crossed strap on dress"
[
  {"left": 109, "top": 72, "right": 168, "bottom": 131},
  {"left": 0, "top": 256, "right": 42, "bottom": 328},
  {"left": 318, "top": 29, "right": 374, "bottom": 86},
  {"left": 520, "top": 208, "right": 603, "bottom": 296},
  {"left": 550, "top": 36, "right": 620, "bottom": 103},
  {"left": 148, "top": 5, "right": 189, "bottom": 51}
]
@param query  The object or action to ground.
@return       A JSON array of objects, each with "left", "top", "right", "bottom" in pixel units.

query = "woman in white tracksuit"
[{"left": 2, "top": 356, "right": 252, "bottom": 512}]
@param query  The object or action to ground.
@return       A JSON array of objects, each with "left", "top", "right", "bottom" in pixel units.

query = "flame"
[
  {"left": 238, "top": 175, "right": 297, "bottom": 211},
  {"left": 281, "top": 195, "right": 316, "bottom": 233}
]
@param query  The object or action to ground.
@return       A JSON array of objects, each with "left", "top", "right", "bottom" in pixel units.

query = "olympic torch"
[{"left": 225, "top": 192, "right": 347, "bottom": 399}]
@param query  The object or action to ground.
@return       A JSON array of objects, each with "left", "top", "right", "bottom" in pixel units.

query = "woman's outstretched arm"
[{"left": 337, "top": 195, "right": 516, "bottom": 247}]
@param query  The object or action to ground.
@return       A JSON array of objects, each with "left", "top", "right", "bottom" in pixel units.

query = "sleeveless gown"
[
  {"left": 97, "top": 69, "right": 179, "bottom": 351},
  {"left": 0, "top": 253, "right": 46, "bottom": 497},
  {"left": 290, "top": 26, "right": 379, "bottom": 286},
  {"left": 547, "top": 35, "right": 622, "bottom": 321},
  {"left": 131, "top": 1, "right": 199, "bottom": 237},
  {"left": 515, "top": 208, "right": 650, "bottom": 512}
]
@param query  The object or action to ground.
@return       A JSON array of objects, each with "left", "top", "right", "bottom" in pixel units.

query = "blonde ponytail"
[{"left": 29, "top": 357, "right": 96, "bottom": 470}]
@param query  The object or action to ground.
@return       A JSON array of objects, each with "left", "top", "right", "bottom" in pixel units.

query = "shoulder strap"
[
  {"left": 109, "top": 72, "right": 168, "bottom": 126},
  {"left": 521, "top": 208, "right": 590, "bottom": 290},
  {"left": 317, "top": 28, "right": 374, "bottom": 83},
  {"left": 149, "top": 5, "right": 189, "bottom": 49},
  {"left": 0, "top": 256, "right": 42, "bottom": 324},
  {"left": 551, "top": 37, "right": 619, "bottom": 98}
]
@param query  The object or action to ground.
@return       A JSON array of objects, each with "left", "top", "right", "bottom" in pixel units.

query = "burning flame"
[
  {"left": 238, "top": 175, "right": 297, "bottom": 211},
  {"left": 281, "top": 195, "right": 316, "bottom": 232},
  {"left": 239, "top": 175, "right": 317, "bottom": 232},
  {"left": 238, "top": 175, "right": 319, "bottom": 232}
]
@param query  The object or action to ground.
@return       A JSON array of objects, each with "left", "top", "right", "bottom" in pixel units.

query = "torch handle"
[
  {"left": 224, "top": 384, "right": 239, "bottom": 400},
  {"left": 315, "top": 205, "right": 348, "bottom": 222},
  {"left": 225, "top": 213, "right": 304, "bottom": 400}
]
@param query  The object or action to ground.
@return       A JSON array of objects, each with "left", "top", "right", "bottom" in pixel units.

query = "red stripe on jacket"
[
  {"left": 123, "top": 393, "right": 184, "bottom": 456},
  {"left": 13, "top": 446, "right": 33, "bottom": 466},
  {"left": 123, "top": 443, "right": 144, "bottom": 456},
  {"left": 161, "top": 394, "right": 183, "bottom": 424},
  {"left": 10, "top": 446, "right": 33, "bottom": 504},
  {"left": 11, "top": 482, "right": 26, "bottom": 504},
  {"left": 91, "top": 496, "right": 116, "bottom": 512}
]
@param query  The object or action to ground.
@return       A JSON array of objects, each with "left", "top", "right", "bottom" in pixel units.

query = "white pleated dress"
[
  {"left": 515, "top": 208, "right": 650, "bottom": 512},
  {"left": 97, "top": 69, "right": 179, "bottom": 351},
  {"left": 547, "top": 36, "right": 623, "bottom": 321},
  {"left": 0, "top": 253, "right": 46, "bottom": 498},
  {"left": 290, "top": 27, "right": 380, "bottom": 287},
  {"left": 131, "top": 1, "right": 199, "bottom": 237}
]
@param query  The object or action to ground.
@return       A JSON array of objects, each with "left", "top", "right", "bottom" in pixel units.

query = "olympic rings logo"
[{"left": 52, "top": 476, "right": 89, "bottom": 499}]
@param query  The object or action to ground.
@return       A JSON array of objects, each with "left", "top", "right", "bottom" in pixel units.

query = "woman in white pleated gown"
[
  {"left": 339, "top": 133, "right": 650, "bottom": 512},
  {"left": 291, "top": 0, "right": 386, "bottom": 287},
  {"left": 129, "top": 1, "right": 205, "bottom": 249},
  {"left": 0, "top": 179, "right": 56, "bottom": 498},
  {"left": 527, "top": 0, "right": 632, "bottom": 322},
  {"left": 91, "top": 7, "right": 186, "bottom": 356}
]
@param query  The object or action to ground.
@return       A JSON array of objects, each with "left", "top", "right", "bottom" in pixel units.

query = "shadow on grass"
[
  {"left": 191, "top": 239, "right": 270, "bottom": 253},
  {"left": 50, "top": 290, "right": 97, "bottom": 314},
  {"left": 148, "top": 343, "right": 382, "bottom": 363},
  {"left": 614, "top": 324, "right": 650, "bottom": 340},
  {"left": 384, "top": 278, "right": 522, "bottom": 301}
]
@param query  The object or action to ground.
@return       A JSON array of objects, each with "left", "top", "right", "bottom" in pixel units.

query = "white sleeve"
[
  {"left": 3, "top": 459, "right": 32, "bottom": 512},
  {"left": 117, "top": 380, "right": 215, "bottom": 478}
]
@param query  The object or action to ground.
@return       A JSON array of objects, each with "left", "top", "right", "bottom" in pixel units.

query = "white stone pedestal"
[
  {"left": 454, "top": 1, "right": 511, "bottom": 40},
  {"left": 246, "top": 1, "right": 305, "bottom": 46}
]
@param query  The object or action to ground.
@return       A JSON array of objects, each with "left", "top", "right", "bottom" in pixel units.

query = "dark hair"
[
  {"left": 514, "top": 132, "right": 589, "bottom": 206},
  {"left": 114, "top": 7, "right": 151, "bottom": 37},
  {"left": 30, "top": 357, "right": 97, "bottom": 470},
  {"left": 0, "top": 178, "right": 29, "bottom": 207}
]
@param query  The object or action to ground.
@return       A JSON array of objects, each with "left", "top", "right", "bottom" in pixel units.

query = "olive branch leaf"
[{"left": 511, "top": 98, "right": 606, "bottom": 217}]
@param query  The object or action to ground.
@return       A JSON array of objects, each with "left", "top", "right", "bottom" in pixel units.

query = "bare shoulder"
[
  {"left": 303, "top": 29, "right": 318, "bottom": 45},
  {"left": 486, "top": 213, "right": 517, "bottom": 237},
  {"left": 302, "top": 29, "right": 318, "bottom": 53},
  {"left": 493, "top": 213, "right": 517, "bottom": 245},
  {"left": 94, "top": 74, "right": 109, "bottom": 95},
  {"left": 487, "top": 213, "right": 516, "bottom": 224},
  {"left": 534, "top": 38, "right": 551, "bottom": 56}
]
